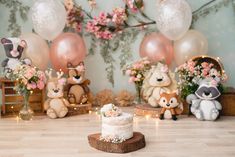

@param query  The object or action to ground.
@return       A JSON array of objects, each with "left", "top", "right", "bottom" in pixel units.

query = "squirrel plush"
[
  {"left": 158, "top": 92, "right": 183, "bottom": 121},
  {"left": 67, "top": 62, "right": 93, "bottom": 105}
]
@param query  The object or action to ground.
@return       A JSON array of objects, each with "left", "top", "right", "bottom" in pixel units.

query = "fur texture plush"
[
  {"left": 142, "top": 63, "right": 177, "bottom": 107},
  {"left": 44, "top": 70, "right": 69, "bottom": 119},
  {"left": 186, "top": 78, "right": 222, "bottom": 121},
  {"left": 115, "top": 90, "right": 135, "bottom": 107},
  {"left": 1, "top": 37, "right": 31, "bottom": 78},
  {"left": 95, "top": 89, "right": 115, "bottom": 106},
  {"left": 67, "top": 62, "right": 93, "bottom": 105},
  {"left": 158, "top": 92, "right": 183, "bottom": 120}
]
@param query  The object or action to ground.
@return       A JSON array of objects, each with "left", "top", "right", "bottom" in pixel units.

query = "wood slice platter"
[
  {"left": 88, "top": 132, "right": 146, "bottom": 153},
  {"left": 134, "top": 104, "right": 161, "bottom": 118}
]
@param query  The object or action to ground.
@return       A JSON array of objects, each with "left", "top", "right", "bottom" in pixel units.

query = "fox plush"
[{"left": 158, "top": 92, "right": 183, "bottom": 121}]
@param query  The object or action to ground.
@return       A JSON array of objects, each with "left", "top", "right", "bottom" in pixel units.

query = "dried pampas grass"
[
  {"left": 95, "top": 89, "right": 115, "bottom": 106},
  {"left": 115, "top": 90, "right": 135, "bottom": 107}
]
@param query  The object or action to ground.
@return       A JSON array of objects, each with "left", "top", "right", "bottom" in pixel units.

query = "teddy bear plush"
[
  {"left": 44, "top": 70, "right": 70, "bottom": 119},
  {"left": 67, "top": 62, "right": 93, "bottom": 105},
  {"left": 186, "top": 78, "right": 222, "bottom": 121},
  {"left": 1, "top": 37, "right": 31, "bottom": 78},
  {"left": 142, "top": 63, "right": 177, "bottom": 107},
  {"left": 158, "top": 92, "right": 183, "bottom": 121}
]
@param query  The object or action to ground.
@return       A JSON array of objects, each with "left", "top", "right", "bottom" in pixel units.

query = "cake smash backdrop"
[{"left": 0, "top": 0, "right": 235, "bottom": 96}]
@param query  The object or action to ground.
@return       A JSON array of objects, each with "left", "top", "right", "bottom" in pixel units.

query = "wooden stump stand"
[
  {"left": 134, "top": 104, "right": 161, "bottom": 118},
  {"left": 88, "top": 132, "right": 145, "bottom": 153},
  {"left": 67, "top": 103, "right": 92, "bottom": 116}
]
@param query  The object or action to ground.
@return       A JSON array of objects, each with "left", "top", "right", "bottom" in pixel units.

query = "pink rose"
[{"left": 126, "top": 69, "right": 132, "bottom": 75}]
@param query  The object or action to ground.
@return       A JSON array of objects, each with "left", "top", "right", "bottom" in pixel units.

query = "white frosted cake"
[{"left": 100, "top": 104, "right": 133, "bottom": 142}]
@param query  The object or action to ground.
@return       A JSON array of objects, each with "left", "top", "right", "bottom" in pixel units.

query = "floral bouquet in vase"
[
  {"left": 176, "top": 58, "right": 227, "bottom": 100},
  {"left": 11, "top": 64, "right": 47, "bottom": 120},
  {"left": 125, "top": 57, "right": 151, "bottom": 104}
]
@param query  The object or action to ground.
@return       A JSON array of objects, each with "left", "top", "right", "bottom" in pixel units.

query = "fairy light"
[
  {"left": 89, "top": 110, "right": 92, "bottom": 114},
  {"left": 11, "top": 106, "right": 14, "bottom": 109},
  {"left": 217, "top": 57, "right": 220, "bottom": 61},
  {"left": 202, "top": 55, "right": 205, "bottom": 58},
  {"left": 145, "top": 114, "right": 150, "bottom": 120},
  {"left": 30, "top": 90, "right": 33, "bottom": 94}
]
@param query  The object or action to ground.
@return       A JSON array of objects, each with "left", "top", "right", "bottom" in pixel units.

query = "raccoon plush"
[
  {"left": 186, "top": 78, "right": 222, "bottom": 121},
  {"left": 1, "top": 37, "right": 31, "bottom": 78},
  {"left": 158, "top": 92, "right": 183, "bottom": 121}
]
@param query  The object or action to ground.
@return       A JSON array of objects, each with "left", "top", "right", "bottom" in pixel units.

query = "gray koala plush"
[{"left": 186, "top": 78, "right": 222, "bottom": 121}]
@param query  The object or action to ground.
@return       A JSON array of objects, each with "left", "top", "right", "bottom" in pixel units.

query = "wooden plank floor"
[{"left": 0, "top": 107, "right": 235, "bottom": 157}]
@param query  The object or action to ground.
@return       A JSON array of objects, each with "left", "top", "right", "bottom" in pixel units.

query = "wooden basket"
[{"left": 0, "top": 78, "right": 46, "bottom": 117}]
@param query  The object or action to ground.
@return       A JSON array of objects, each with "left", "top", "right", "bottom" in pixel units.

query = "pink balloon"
[
  {"left": 50, "top": 33, "right": 86, "bottom": 73},
  {"left": 139, "top": 32, "right": 174, "bottom": 65}
]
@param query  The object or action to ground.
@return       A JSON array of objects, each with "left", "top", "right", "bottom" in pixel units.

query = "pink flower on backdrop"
[
  {"left": 128, "top": 77, "right": 135, "bottom": 83},
  {"left": 126, "top": 69, "right": 132, "bottom": 75}
]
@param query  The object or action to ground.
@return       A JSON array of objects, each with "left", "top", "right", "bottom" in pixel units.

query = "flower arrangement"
[
  {"left": 125, "top": 57, "right": 152, "bottom": 103},
  {"left": 176, "top": 59, "right": 227, "bottom": 99},
  {"left": 100, "top": 104, "right": 122, "bottom": 117},
  {"left": 100, "top": 135, "right": 126, "bottom": 143},
  {"left": 11, "top": 64, "right": 46, "bottom": 120},
  {"left": 12, "top": 64, "right": 46, "bottom": 94}
]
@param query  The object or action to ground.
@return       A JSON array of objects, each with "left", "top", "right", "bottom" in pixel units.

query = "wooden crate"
[{"left": 0, "top": 78, "right": 46, "bottom": 116}]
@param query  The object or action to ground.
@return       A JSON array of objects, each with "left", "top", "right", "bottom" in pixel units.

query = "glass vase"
[
  {"left": 135, "top": 83, "right": 143, "bottom": 104},
  {"left": 19, "top": 91, "right": 34, "bottom": 120}
]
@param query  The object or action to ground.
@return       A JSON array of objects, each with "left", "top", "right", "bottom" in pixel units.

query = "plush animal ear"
[
  {"left": 67, "top": 62, "right": 73, "bottom": 68},
  {"left": 1, "top": 38, "right": 10, "bottom": 44},
  {"left": 20, "top": 40, "right": 27, "bottom": 48}
]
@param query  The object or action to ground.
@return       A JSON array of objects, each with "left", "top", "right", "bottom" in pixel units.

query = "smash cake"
[{"left": 100, "top": 104, "right": 133, "bottom": 143}]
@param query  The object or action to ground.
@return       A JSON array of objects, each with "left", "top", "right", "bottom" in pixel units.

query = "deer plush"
[{"left": 44, "top": 70, "right": 70, "bottom": 119}]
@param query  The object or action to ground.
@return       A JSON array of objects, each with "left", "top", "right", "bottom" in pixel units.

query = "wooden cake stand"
[
  {"left": 134, "top": 104, "right": 161, "bottom": 118},
  {"left": 88, "top": 132, "right": 146, "bottom": 153}
]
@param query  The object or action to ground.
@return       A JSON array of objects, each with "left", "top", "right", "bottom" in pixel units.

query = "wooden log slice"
[
  {"left": 88, "top": 132, "right": 145, "bottom": 153},
  {"left": 134, "top": 104, "right": 161, "bottom": 118},
  {"left": 67, "top": 103, "right": 92, "bottom": 116}
]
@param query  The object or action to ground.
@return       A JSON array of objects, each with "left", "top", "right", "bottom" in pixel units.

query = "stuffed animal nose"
[
  {"left": 204, "top": 91, "right": 210, "bottom": 96},
  {"left": 54, "top": 89, "right": 59, "bottom": 93},
  {"left": 74, "top": 75, "right": 80, "bottom": 79},
  {"left": 166, "top": 104, "right": 170, "bottom": 107},
  {"left": 157, "top": 78, "right": 163, "bottom": 82}
]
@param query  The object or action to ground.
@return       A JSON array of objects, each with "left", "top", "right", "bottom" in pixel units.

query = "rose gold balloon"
[
  {"left": 139, "top": 32, "right": 174, "bottom": 65},
  {"left": 50, "top": 33, "right": 86, "bottom": 73}
]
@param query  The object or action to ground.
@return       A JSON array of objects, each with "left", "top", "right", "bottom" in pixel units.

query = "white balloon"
[
  {"left": 155, "top": 0, "right": 192, "bottom": 40},
  {"left": 174, "top": 30, "right": 208, "bottom": 66},
  {"left": 31, "top": 0, "right": 66, "bottom": 41}
]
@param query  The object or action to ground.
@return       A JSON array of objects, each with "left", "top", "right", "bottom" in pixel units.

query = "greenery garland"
[
  {"left": 0, "top": 0, "right": 29, "bottom": 36},
  {"left": 1, "top": 0, "right": 234, "bottom": 86}
]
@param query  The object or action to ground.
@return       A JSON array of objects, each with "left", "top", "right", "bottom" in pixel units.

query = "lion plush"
[
  {"left": 44, "top": 70, "right": 70, "bottom": 119},
  {"left": 67, "top": 62, "right": 93, "bottom": 105},
  {"left": 142, "top": 63, "right": 177, "bottom": 107},
  {"left": 158, "top": 92, "right": 183, "bottom": 120}
]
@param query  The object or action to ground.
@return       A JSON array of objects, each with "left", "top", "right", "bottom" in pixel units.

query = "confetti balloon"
[
  {"left": 31, "top": 0, "right": 66, "bottom": 41},
  {"left": 155, "top": 0, "right": 192, "bottom": 40}
]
